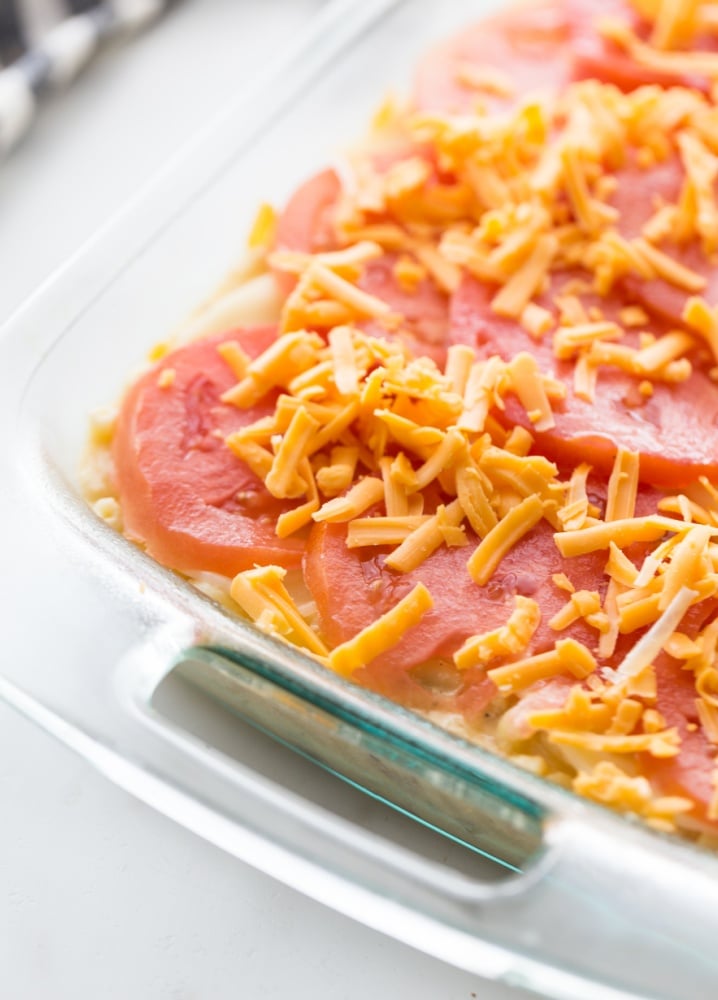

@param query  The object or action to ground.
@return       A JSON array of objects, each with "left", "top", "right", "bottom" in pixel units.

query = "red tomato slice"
[
  {"left": 611, "top": 155, "right": 684, "bottom": 242},
  {"left": 568, "top": 0, "right": 712, "bottom": 92},
  {"left": 113, "top": 327, "right": 305, "bottom": 577},
  {"left": 622, "top": 242, "right": 718, "bottom": 331},
  {"left": 499, "top": 677, "right": 576, "bottom": 741},
  {"left": 608, "top": 154, "right": 718, "bottom": 328},
  {"left": 413, "top": 0, "right": 572, "bottom": 113},
  {"left": 642, "top": 651, "right": 717, "bottom": 822},
  {"left": 273, "top": 168, "right": 343, "bottom": 297},
  {"left": 359, "top": 253, "right": 449, "bottom": 368},
  {"left": 450, "top": 274, "right": 718, "bottom": 487},
  {"left": 273, "top": 168, "right": 450, "bottom": 365},
  {"left": 304, "top": 514, "right": 626, "bottom": 710}
]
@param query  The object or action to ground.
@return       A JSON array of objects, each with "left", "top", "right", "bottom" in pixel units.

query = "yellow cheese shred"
[
  {"left": 385, "top": 499, "right": 465, "bottom": 572},
  {"left": 553, "top": 321, "right": 622, "bottom": 360},
  {"left": 456, "top": 62, "right": 515, "bottom": 97},
  {"left": 328, "top": 583, "right": 434, "bottom": 677},
  {"left": 456, "top": 464, "right": 499, "bottom": 538},
  {"left": 454, "top": 596, "right": 541, "bottom": 669},
  {"left": 600, "top": 18, "right": 718, "bottom": 83},
  {"left": 217, "top": 340, "right": 251, "bottom": 380},
  {"left": 307, "top": 261, "right": 398, "bottom": 319},
  {"left": 315, "top": 445, "right": 360, "bottom": 498},
  {"left": 696, "top": 698, "right": 718, "bottom": 745},
  {"left": 230, "top": 565, "right": 328, "bottom": 657},
  {"left": 313, "top": 476, "right": 384, "bottom": 523},
  {"left": 487, "top": 637, "right": 597, "bottom": 694},
  {"left": 683, "top": 295, "right": 718, "bottom": 366},
  {"left": 632, "top": 237, "right": 707, "bottom": 293},
  {"left": 328, "top": 325, "right": 360, "bottom": 396},
  {"left": 554, "top": 515, "right": 690, "bottom": 558},
  {"left": 549, "top": 590, "right": 602, "bottom": 631},
  {"left": 548, "top": 727, "right": 680, "bottom": 757},
  {"left": 276, "top": 458, "right": 320, "bottom": 538},
  {"left": 346, "top": 515, "right": 429, "bottom": 548},
  {"left": 491, "top": 234, "right": 558, "bottom": 318},
  {"left": 468, "top": 494, "right": 545, "bottom": 585},
  {"left": 527, "top": 686, "right": 613, "bottom": 733},
  {"left": 265, "top": 406, "right": 320, "bottom": 499},
  {"left": 558, "top": 462, "right": 593, "bottom": 531},
  {"left": 444, "top": 344, "right": 476, "bottom": 397},
  {"left": 605, "top": 447, "right": 640, "bottom": 522},
  {"left": 247, "top": 202, "right": 277, "bottom": 249},
  {"left": 506, "top": 352, "right": 557, "bottom": 432},
  {"left": 659, "top": 525, "right": 713, "bottom": 610},
  {"left": 521, "top": 302, "right": 554, "bottom": 339}
]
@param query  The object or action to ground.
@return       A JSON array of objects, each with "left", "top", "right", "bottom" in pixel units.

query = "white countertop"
[{"left": 0, "top": 3, "right": 525, "bottom": 997}]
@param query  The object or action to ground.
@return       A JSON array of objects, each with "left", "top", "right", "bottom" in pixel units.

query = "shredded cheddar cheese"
[
  {"left": 554, "top": 516, "right": 692, "bottom": 558},
  {"left": 100, "top": 1, "right": 718, "bottom": 845},
  {"left": 230, "top": 566, "right": 328, "bottom": 657},
  {"left": 215, "top": 60, "right": 718, "bottom": 840},
  {"left": 605, "top": 447, "right": 640, "bottom": 522},
  {"left": 507, "top": 353, "right": 558, "bottom": 431},
  {"left": 328, "top": 583, "right": 434, "bottom": 677},
  {"left": 385, "top": 500, "right": 465, "bottom": 572},
  {"left": 488, "top": 638, "right": 597, "bottom": 694},
  {"left": 248, "top": 202, "right": 277, "bottom": 250},
  {"left": 454, "top": 596, "right": 541, "bottom": 669},
  {"left": 313, "top": 476, "right": 385, "bottom": 523},
  {"left": 468, "top": 495, "right": 545, "bottom": 585}
]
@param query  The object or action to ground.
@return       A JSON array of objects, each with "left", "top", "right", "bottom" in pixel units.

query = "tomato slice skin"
[
  {"left": 113, "top": 327, "right": 305, "bottom": 577},
  {"left": 273, "top": 168, "right": 343, "bottom": 297},
  {"left": 450, "top": 274, "right": 718, "bottom": 488},
  {"left": 359, "top": 252, "right": 449, "bottom": 368},
  {"left": 413, "top": 0, "right": 572, "bottom": 114},
  {"left": 621, "top": 241, "right": 718, "bottom": 333},
  {"left": 642, "top": 651, "right": 717, "bottom": 823},
  {"left": 304, "top": 514, "right": 629, "bottom": 706},
  {"left": 273, "top": 167, "right": 450, "bottom": 365},
  {"left": 568, "top": 0, "right": 714, "bottom": 92},
  {"left": 608, "top": 154, "right": 718, "bottom": 327},
  {"left": 610, "top": 156, "right": 684, "bottom": 242}
]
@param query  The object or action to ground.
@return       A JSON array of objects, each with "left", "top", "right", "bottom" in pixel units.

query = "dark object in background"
[
  {"left": 0, "top": 0, "right": 26, "bottom": 64},
  {"left": 0, "top": 0, "right": 178, "bottom": 155}
]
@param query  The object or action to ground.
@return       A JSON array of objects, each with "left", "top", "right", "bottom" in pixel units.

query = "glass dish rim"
[{"left": 4, "top": 2, "right": 718, "bottom": 997}]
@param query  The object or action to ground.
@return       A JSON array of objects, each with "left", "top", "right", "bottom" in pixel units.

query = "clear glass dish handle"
[{"left": 2, "top": 628, "right": 718, "bottom": 1000}]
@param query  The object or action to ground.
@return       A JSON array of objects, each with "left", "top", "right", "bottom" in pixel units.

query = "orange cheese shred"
[
  {"left": 468, "top": 494, "right": 545, "bottom": 585},
  {"left": 328, "top": 583, "right": 434, "bottom": 677}
]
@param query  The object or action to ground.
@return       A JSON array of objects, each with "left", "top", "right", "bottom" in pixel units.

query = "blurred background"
[{"left": 0, "top": 0, "right": 323, "bottom": 320}]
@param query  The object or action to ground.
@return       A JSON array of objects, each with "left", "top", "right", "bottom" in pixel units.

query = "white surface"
[{"left": 0, "top": 3, "right": 525, "bottom": 997}]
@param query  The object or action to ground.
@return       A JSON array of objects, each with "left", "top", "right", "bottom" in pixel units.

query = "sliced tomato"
[
  {"left": 450, "top": 274, "right": 718, "bottom": 487},
  {"left": 499, "top": 676, "right": 576, "bottom": 741},
  {"left": 304, "top": 514, "right": 626, "bottom": 710},
  {"left": 273, "top": 168, "right": 343, "bottom": 297},
  {"left": 113, "top": 328, "right": 305, "bottom": 577},
  {"left": 273, "top": 167, "right": 450, "bottom": 365},
  {"left": 359, "top": 253, "right": 449, "bottom": 367},
  {"left": 568, "top": 0, "right": 712, "bottom": 92},
  {"left": 622, "top": 244, "right": 718, "bottom": 331},
  {"left": 413, "top": 0, "right": 572, "bottom": 114},
  {"left": 642, "top": 651, "right": 717, "bottom": 822},
  {"left": 610, "top": 155, "right": 684, "bottom": 242},
  {"left": 608, "top": 154, "right": 718, "bottom": 326}
]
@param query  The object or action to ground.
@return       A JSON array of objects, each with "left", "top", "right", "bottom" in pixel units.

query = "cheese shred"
[{"left": 328, "top": 583, "right": 434, "bottom": 677}]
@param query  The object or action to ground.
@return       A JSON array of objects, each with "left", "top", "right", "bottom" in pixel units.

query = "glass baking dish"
[{"left": 3, "top": 1, "right": 718, "bottom": 997}]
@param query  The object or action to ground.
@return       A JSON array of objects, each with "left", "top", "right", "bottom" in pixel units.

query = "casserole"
[{"left": 3, "top": 2, "right": 718, "bottom": 998}]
